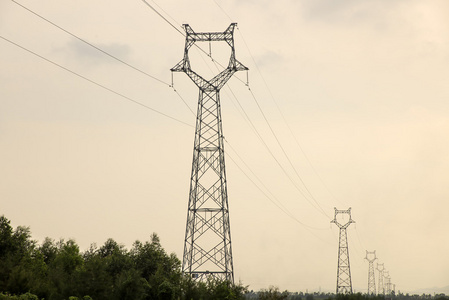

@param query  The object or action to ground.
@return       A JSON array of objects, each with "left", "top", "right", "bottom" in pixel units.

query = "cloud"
[
  {"left": 253, "top": 49, "right": 284, "bottom": 69},
  {"left": 63, "top": 38, "right": 131, "bottom": 67},
  {"left": 298, "top": 0, "right": 406, "bottom": 30}
]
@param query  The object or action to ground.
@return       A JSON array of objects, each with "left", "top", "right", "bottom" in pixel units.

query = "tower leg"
[
  {"left": 336, "top": 228, "right": 353, "bottom": 294},
  {"left": 182, "top": 89, "right": 233, "bottom": 283}
]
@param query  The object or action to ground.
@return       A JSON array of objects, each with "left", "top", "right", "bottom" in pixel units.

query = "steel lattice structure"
[
  {"left": 171, "top": 23, "right": 247, "bottom": 283},
  {"left": 365, "top": 250, "right": 377, "bottom": 295},
  {"left": 384, "top": 271, "right": 392, "bottom": 295},
  {"left": 376, "top": 263, "right": 385, "bottom": 295},
  {"left": 331, "top": 207, "right": 355, "bottom": 294}
]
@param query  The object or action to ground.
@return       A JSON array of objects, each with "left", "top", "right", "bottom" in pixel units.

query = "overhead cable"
[
  {"left": 0, "top": 35, "right": 193, "bottom": 128},
  {"left": 211, "top": 0, "right": 331, "bottom": 219},
  {"left": 11, "top": 0, "right": 200, "bottom": 116},
  {"left": 225, "top": 140, "right": 333, "bottom": 246},
  {"left": 11, "top": 0, "right": 171, "bottom": 87}
]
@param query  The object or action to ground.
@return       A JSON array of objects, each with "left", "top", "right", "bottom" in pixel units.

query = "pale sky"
[{"left": 1, "top": 0, "right": 449, "bottom": 294}]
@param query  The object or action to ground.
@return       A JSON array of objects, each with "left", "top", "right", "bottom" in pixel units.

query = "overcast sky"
[{"left": 1, "top": 0, "right": 449, "bottom": 294}]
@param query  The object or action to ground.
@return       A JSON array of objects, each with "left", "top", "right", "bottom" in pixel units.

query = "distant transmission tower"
[
  {"left": 365, "top": 250, "right": 377, "bottom": 295},
  {"left": 331, "top": 207, "right": 355, "bottom": 294},
  {"left": 171, "top": 23, "right": 247, "bottom": 283},
  {"left": 384, "top": 271, "right": 391, "bottom": 295},
  {"left": 376, "top": 263, "right": 385, "bottom": 295}
]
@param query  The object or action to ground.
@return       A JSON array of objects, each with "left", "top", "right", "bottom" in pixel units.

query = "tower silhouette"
[
  {"left": 365, "top": 250, "right": 377, "bottom": 295},
  {"left": 331, "top": 207, "right": 355, "bottom": 294},
  {"left": 384, "top": 271, "right": 391, "bottom": 295},
  {"left": 171, "top": 23, "right": 247, "bottom": 283},
  {"left": 376, "top": 263, "right": 385, "bottom": 295}
]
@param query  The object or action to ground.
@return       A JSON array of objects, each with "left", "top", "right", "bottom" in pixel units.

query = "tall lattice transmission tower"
[
  {"left": 171, "top": 23, "right": 247, "bottom": 283},
  {"left": 365, "top": 250, "right": 377, "bottom": 295},
  {"left": 376, "top": 263, "right": 385, "bottom": 295},
  {"left": 331, "top": 207, "right": 355, "bottom": 294}
]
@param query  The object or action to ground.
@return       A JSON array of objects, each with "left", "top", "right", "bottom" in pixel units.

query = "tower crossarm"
[
  {"left": 376, "top": 263, "right": 384, "bottom": 272},
  {"left": 331, "top": 207, "right": 355, "bottom": 229},
  {"left": 365, "top": 250, "right": 377, "bottom": 263},
  {"left": 184, "top": 23, "right": 235, "bottom": 43},
  {"left": 171, "top": 23, "right": 248, "bottom": 91}
]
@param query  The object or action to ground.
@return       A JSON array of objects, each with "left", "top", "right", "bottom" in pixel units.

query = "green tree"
[
  {"left": 180, "top": 277, "right": 247, "bottom": 300},
  {"left": 76, "top": 247, "right": 113, "bottom": 299},
  {"left": 208, "top": 279, "right": 248, "bottom": 300},
  {"left": 39, "top": 238, "right": 58, "bottom": 265},
  {"left": 0, "top": 216, "right": 254, "bottom": 300},
  {"left": 114, "top": 268, "right": 148, "bottom": 300},
  {"left": 259, "top": 286, "right": 289, "bottom": 300},
  {"left": 47, "top": 239, "right": 84, "bottom": 300},
  {"left": 131, "top": 233, "right": 182, "bottom": 299},
  {"left": 0, "top": 292, "right": 39, "bottom": 300},
  {"left": 0, "top": 216, "right": 47, "bottom": 297}
]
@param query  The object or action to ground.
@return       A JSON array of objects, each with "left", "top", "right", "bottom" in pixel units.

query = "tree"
[
  {"left": 0, "top": 216, "right": 251, "bottom": 300},
  {"left": 0, "top": 216, "right": 45, "bottom": 296},
  {"left": 180, "top": 277, "right": 247, "bottom": 300},
  {"left": 47, "top": 239, "right": 84, "bottom": 300},
  {"left": 131, "top": 233, "right": 182, "bottom": 299},
  {"left": 258, "top": 286, "right": 289, "bottom": 300}
]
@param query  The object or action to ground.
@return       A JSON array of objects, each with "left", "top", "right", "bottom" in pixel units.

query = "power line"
[
  {"left": 225, "top": 139, "right": 333, "bottom": 246},
  {"left": 145, "top": 0, "right": 184, "bottom": 34},
  {"left": 172, "top": 87, "right": 195, "bottom": 117},
  {"left": 141, "top": 0, "right": 185, "bottom": 37},
  {"left": 211, "top": 0, "right": 333, "bottom": 218},
  {"left": 144, "top": 0, "right": 331, "bottom": 225},
  {"left": 141, "top": 0, "right": 323, "bottom": 221},
  {"left": 0, "top": 35, "right": 193, "bottom": 128},
  {"left": 226, "top": 138, "right": 330, "bottom": 233},
  {"left": 238, "top": 25, "right": 346, "bottom": 209},
  {"left": 11, "top": 0, "right": 171, "bottom": 87},
  {"left": 11, "top": 0, "right": 199, "bottom": 119},
  {"left": 221, "top": 69, "right": 331, "bottom": 220},
  {"left": 219, "top": 65, "right": 338, "bottom": 234},
  {"left": 247, "top": 87, "right": 330, "bottom": 219},
  {"left": 212, "top": 0, "right": 233, "bottom": 22}
]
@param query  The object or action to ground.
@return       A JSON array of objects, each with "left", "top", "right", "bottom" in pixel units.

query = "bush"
[{"left": 0, "top": 292, "right": 39, "bottom": 300}]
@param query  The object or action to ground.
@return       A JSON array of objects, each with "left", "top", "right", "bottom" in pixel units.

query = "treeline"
[
  {"left": 246, "top": 291, "right": 449, "bottom": 300},
  {"left": 2, "top": 215, "right": 448, "bottom": 300},
  {"left": 0, "top": 215, "right": 246, "bottom": 300}
]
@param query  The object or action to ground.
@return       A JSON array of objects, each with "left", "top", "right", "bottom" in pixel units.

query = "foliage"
[
  {"left": 180, "top": 276, "right": 248, "bottom": 300},
  {"left": 0, "top": 292, "right": 39, "bottom": 300},
  {"left": 0, "top": 215, "right": 248, "bottom": 300},
  {"left": 258, "top": 286, "right": 289, "bottom": 300}
]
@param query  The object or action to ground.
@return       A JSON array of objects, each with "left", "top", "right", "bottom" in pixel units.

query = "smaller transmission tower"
[
  {"left": 384, "top": 271, "right": 391, "bottom": 295},
  {"left": 365, "top": 250, "right": 377, "bottom": 295},
  {"left": 376, "top": 263, "right": 385, "bottom": 295},
  {"left": 331, "top": 207, "right": 355, "bottom": 294}
]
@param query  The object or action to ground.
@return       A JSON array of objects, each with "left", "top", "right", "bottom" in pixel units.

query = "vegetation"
[
  {"left": 0, "top": 215, "right": 247, "bottom": 300},
  {"left": 1, "top": 215, "right": 448, "bottom": 300},
  {"left": 244, "top": 293, "right": 449, "bottom": 300}
]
